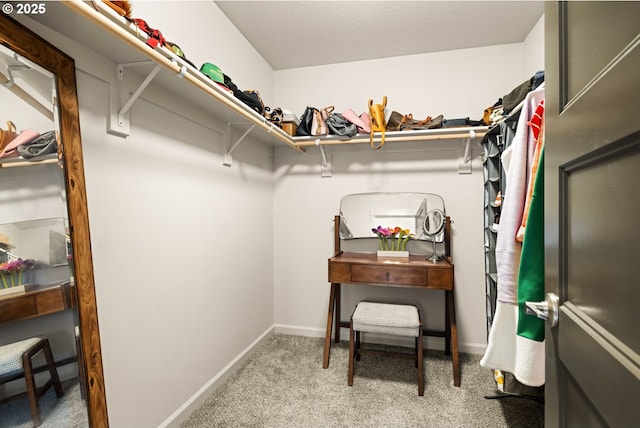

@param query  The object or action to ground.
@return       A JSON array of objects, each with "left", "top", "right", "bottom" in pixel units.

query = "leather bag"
[
  {"left": 368, "top": 96, "right": 387, "bottom": 149},
  {"left": 325, "top": 113, "right": 357, "bottom": 137},
  {"left": 296, "top": 106, "right": 317, "bottom": 136},
  {"left": 311, "top": 105, "right": 334, "bottom": 136},
  {"left": 0, "top": 121, "right": 17, "bottom": 152},
  {"left": 17, "top": 130, "right": 58, "bottom": 160}
]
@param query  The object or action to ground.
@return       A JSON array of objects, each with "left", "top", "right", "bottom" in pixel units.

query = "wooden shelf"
[{"left": 17, "top": 1, "right": 488, "bottom": 155}]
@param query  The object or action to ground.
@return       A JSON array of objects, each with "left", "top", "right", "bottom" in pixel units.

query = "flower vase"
[
  {"left": 0, "top": 271, "right": 27, "bottom": 297},
  {"left": 376, "top": 250, "right": 409, "bottom": 259}
]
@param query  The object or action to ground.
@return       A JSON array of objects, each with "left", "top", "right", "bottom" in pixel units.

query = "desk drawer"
[
  {"left": 351, "top": 265, "right": 426, "bottom": 286},
  {"left": 428, "top": 269, "right": 454, "bottom": 290},
  {"left": 329, "top": 261, "right": 351, "bottom": 283},
  {"left": 0, "top": 296, "right": 37, "bottom": 323},
  {"left": 35, "top": 288, "right": 65, "bottom": 315}
]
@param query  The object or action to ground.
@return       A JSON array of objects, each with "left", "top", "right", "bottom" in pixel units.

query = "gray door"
[{"left": 545, "top": 2, "right": 640, "bottom": 426}]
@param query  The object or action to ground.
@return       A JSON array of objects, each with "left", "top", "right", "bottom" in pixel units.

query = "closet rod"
[
  {"left": 0, "top": 70, "right": 54, "bottom": 121},
  {"left": 294, "top": 130, "right": 488, "bottom": 147},
  {"left": 65, "top": 0, "right": 304, "bottom": 153}
]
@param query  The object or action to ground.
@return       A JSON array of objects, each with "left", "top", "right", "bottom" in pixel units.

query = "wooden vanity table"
[
  {"left": 323, "top": 215, "right": 461, "bottom": 387},
  {"left": 0, "top": 283, "right": 72, "bottom": 324}
]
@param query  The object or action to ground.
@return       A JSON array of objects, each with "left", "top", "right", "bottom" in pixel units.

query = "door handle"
[{"left": 525, "top": 293, "right": 559, "bottom": 328}]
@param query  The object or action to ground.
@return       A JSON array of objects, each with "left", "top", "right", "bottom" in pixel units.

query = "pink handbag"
[
  {"left": 0, "top": 129, "right": 40, "bottom": 158},
  {"left": 311, "top": 105, "right": 333, "bottom": 136},
  {"left": 342, "top": 109, "right": 370, "bottom": 133}
]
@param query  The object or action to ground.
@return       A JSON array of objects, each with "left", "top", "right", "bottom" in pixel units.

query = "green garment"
[{"left": 517, "top": 148, "right": 545, "bottom": 341}]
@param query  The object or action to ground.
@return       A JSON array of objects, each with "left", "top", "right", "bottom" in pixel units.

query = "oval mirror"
[
  {"left": 423, "top": 208, "right": 445, "bottom": 237},
  {"left": 423, "top": 209, "right": 445, "bottom": 262}
]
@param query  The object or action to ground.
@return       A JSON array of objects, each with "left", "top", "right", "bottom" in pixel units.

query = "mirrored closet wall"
[{"left": 0, "top": 13, "right": 107, "bottom": 427}]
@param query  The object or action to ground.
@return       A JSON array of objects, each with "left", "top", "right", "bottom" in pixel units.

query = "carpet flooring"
[
  {"left": 181, "top": 334, "right": 544, "bottom": 428},
  {"left": 0, "top": 379, "right": 87, "bottom": 428}
]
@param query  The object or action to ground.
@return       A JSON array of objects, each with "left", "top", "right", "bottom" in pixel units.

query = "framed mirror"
[
  {"left": 0, "top": 13, "right": 107, "bottom": 427},
  {"left": 339, "top": 192, "right": 446, "bottom": 242}
]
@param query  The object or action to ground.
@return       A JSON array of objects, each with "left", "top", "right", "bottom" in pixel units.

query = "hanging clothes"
[
  {"left": 480, "top": 86, "right": 545, "bottom": 387},
  {"left": 517, "top": 144, "right": 545, "bottom": 341}
]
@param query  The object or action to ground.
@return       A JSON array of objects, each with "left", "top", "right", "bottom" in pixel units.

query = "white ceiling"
[{"left": 214, "top": 1, "right": 545, "bottom": 70}]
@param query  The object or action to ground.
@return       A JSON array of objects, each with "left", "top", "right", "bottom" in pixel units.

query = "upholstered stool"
[
  {"left": 348, "top": 302, "right": 424, "bottom": 396},
  {"left": 0, "top": 337, "right": 64, "bottom": 427}
]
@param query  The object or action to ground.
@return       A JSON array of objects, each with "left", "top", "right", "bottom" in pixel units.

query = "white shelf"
[
  {"left": 16, "top": 1, "right": 488, "bottom": 155},
  {"left": 18, "top": 0, "right": 303, "bottom": 153}
]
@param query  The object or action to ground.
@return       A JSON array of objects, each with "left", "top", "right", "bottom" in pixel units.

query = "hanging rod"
[
  {"left": 292, "top": 127, "right": 489, "bottom": 147},
  {"left": 0, "top": 67, "right": 54, "bottom": 121}
]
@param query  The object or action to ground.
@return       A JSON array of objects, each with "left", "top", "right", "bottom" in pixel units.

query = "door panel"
[
  {"left": 566, "top": 147, "right": 640, "bottom": 353},
  {"left": 546, "top": 2, "right": 640, "bottom": 427},
  {"left": 565, "top": 2, "right": 640, "bottom": 102}
]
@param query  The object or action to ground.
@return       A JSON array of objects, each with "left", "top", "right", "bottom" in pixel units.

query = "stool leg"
[
  {"left": 418, "top": 324, "right": 424, "bottom": 396},
  {"left": 22, "top": 351, "right": 41, "bottom": 427},
  {"left": 42, "top": 339, "right": 64, "bottom": 398},
  {"left": 348, "top": 321, "right": 355, "bottom": 386}
]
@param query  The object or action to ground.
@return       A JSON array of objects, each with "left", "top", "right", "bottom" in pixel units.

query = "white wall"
[
  {"left": 17, "top": 2, "right": 278, "bottom": 426},
  {"left": 525, "top": 15, "right": 545, "bottom": 75}
]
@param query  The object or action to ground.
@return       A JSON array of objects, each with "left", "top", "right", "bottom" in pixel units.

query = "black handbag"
[
  {"left": 325, "top": 113, "right": 357, "bottom": 137},
  {"left": 296, "top": 106, "right": 317, "bottom": 136},
  {"left": 222, "top": 74, "right": 264, "bottom": 115}
]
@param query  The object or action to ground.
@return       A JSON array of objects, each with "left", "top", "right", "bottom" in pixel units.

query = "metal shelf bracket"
[
  {"left": 109, "top": 60, "right": 185, "bottom": 137},
  {"left": 458, "top": 129, "right": 477, "bottom": 174},
  {"left": 317, "top": 139, "right": 332, "bottom": 177},
  {"left": 223, "top": 123, "right": 256, "bottom": 167}
]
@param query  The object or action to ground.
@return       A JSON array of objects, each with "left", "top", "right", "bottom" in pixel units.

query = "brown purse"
[
  {"left": 0, "top": 121, "right": 17, "bottom": 152},
  {"left": 368, "top": 96, "right": 387, "bottom": 149}
]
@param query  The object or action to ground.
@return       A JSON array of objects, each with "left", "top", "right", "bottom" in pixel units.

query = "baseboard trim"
[
  {"left": 158, "top": 326, "right": 275, "bottom": 428},
  {"left": 274, "top": 323, "right": 486, "bottom": 355}
]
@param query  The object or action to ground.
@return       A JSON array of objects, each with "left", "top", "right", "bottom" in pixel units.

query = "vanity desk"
[
  {"left": 0, "top": 282, "right": 73, "bottom": 324},
  {"left": 323, "top": 204, "right": 461, "bottom": 387}
]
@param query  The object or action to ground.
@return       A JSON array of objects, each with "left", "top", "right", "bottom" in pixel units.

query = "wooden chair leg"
[
  {"left": 22, "top": 349, "right": 41, "bottom": 427},
  {"left": 348, "top": 320, "right": 355, "bottom": 387},
  {"left": 418, "top": 322, "right": 424, "bottom": 396},
  {"left": 42, "top": 339, "right": 64, "bottom": 398}
]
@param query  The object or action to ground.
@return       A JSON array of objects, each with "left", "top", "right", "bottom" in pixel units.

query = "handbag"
[
  {"left": 311, "top": 105, "right": 333, "bottom": 136},
  {"left": 386, "top": 111, "right": 405, "bottom": 131},
  {"left": 264, "top": 107, "right": 283, "bottom": 128},
  {"left": 17, "top": 130, "right": 58, "bottom": 160},
  {"left": 0, "top": 121, "right": 17, "bottom": 152},
  {"left": 368, "top": 96, "right": 387, "bottom": 149},
  {"left": 341, "top": 109, "right": 370, "bottom": 134},
  {"left": 0, "top": 129, "right": 40, "bottom": 158},
  {"left": 325, "top": 113, "right": 357, "bottom": 137},
  {"left": 296, "top": 106, "right": 317, "bottom": 136}
]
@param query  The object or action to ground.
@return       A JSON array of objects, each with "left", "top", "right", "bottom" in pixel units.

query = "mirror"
[
  {"left": 0, "top": 14, "right": 107, "bottom": 427},
  {"left": 423, "top": 209, "right": 445, "bottom": 262},
  {"left": 339, "top": 192, "right": 446, "bottom": 242}
]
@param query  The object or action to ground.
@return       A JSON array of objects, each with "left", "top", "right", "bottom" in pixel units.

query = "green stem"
[{"left": 1, "top": 273, "right": 7, "bottom": 289}]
